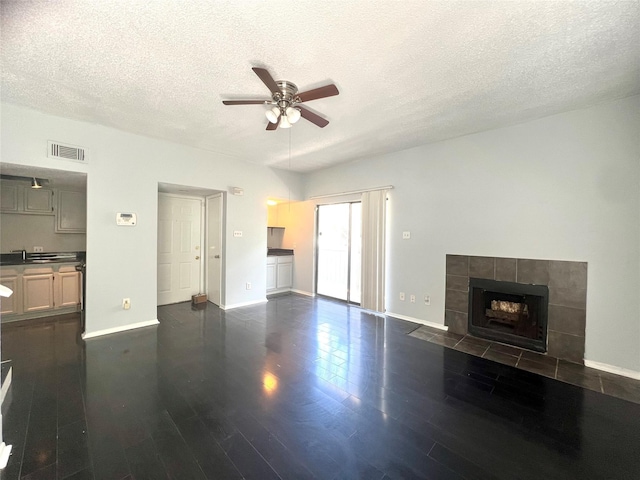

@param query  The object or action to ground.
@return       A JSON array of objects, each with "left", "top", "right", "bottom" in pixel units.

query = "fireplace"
[{"left": 468, "top": 278, "right": 549, "bottom": 352}]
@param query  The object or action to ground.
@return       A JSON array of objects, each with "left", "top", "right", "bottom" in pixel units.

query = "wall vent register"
[{"left": 47, "top": 140, "right": 87, "bottom": 162}]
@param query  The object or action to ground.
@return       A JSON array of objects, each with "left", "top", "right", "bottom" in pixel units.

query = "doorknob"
[
  {"left": 195, "top": 256, "right": 200, "bottom": 260},
  {"left": 214, "top": 255, "right": 220, "bottom": 259}
]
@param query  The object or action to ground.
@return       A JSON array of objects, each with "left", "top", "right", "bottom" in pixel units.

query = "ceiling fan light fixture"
[
  {"left": 265, "top": 106, "right": 281, "bottom": 124},
  {"left": 286, "top": 107, "right": 301, "bottom": 124},
  {"left": 280, "top": 115, "right": 292, "bottom": 129}
]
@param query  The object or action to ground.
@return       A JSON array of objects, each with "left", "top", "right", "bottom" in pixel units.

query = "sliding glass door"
[{"left": 316, "top": 202, "right": 361, "bottom": 303}]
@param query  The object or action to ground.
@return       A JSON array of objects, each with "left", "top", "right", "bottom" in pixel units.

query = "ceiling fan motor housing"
[{"left": 273, "top": 80, "right": 299, "bottom": 108}]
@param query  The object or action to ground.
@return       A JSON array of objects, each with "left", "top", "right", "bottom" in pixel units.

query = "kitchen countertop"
[
  {"left": 267, "top": 248, "right": 294, "bottom": 257},
  {"left": 0, "top": 251, "right": 85, "bottom": 266}
]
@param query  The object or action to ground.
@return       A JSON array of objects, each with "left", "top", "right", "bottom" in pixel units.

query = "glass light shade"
[
  {"left": 286, "top": 107, "right": 301, "bottom": 124},
  {"left": 280, "top": 115, "right": 292, "bottom": 129},
  {"left": 265, "top": 106, "right": 281, "bottom": 124}
]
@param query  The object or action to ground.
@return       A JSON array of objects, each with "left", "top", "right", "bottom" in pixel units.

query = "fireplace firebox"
[{"left": 468, "top": 278, "right": 549, "bottom": 352}]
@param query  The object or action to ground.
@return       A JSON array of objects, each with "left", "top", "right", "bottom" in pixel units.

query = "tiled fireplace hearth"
[{"left": 445, "top": 255, "right": 587, "bottom": 364}]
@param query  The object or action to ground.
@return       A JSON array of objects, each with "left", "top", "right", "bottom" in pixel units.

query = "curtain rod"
[{"left": 308, "top": 185, "right": 394, "bottom": 200}]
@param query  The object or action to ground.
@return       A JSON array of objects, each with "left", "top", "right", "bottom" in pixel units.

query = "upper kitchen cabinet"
[
  {"left": 56, "top": 190, "right": 86, "bottom": 233},
  {"left": 0, "top": 181, "right": 54, "bottom": 215},
  {"left": 25, "top": 187, "right": 55, "bottom": 214},
  {"left": 0, "top": 182, "right": 20, "bottom": 212}
]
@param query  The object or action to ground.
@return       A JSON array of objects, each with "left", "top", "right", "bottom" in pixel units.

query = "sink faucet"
[{"left": 11, "top": 249, "right": 26, "bottom": 261}]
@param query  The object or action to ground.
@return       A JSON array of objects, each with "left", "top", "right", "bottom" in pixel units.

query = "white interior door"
[
  {"left": 206, "top": 194, "right": 222, "bottom": 306},
  {"left": 157, "top": 194, "right": 202, "bottom": 305}
]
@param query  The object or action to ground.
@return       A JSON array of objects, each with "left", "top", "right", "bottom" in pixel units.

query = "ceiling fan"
[{"left": 222, "top": 67, "right": 339, "bottom": 130}]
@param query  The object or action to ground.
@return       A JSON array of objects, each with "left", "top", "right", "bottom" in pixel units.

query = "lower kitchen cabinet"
[
  {"left": 0, "top": 269, "right": 21, "bottom": 315},
  {"left": 56, "top": 267, "right": 81, "bottom": 307},
  {"left": 266, "top": 257, "right": 277, "bottom": 290},
  {"left": 0, "top": 263, "right": 81, "bottom": 322},
  {"left": 23, "top": 271, "right": 55, "bottom": 312},
  {"left": 267, "top": 255, "right": 293, "bottom": 294}
]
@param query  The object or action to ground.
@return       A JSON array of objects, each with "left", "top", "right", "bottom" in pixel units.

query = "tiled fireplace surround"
[{"left": 445, "top": 255, "right": 587, "bottom": 364}]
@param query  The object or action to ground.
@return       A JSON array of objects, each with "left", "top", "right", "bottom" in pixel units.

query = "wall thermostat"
[{"left": 116, "top": 212, "right": 137, "bottom": 226}]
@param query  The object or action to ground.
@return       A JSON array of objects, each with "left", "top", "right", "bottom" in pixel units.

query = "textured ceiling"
[{"left": 2, "top": 1, "right": 639, "bottom": 172}]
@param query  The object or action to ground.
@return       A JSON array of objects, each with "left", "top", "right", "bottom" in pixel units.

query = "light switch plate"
[
  {"left": 402, "top": 231, "right": 411, "bottom": 239},
  {"left": 233, "top": 231, "right": 243, "bottom": 237}
]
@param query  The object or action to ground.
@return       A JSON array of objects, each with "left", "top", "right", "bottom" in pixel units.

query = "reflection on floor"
[
  {"left": 407, "top": 324, "right": 640, "bottom": 404},
  {"left": 1, "top": 295, "right": 640, "bottom": 479}
]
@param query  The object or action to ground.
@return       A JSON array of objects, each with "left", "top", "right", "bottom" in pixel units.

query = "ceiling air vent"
[{"left": 47, "top": 141, "right": 87, "bottom": 162}]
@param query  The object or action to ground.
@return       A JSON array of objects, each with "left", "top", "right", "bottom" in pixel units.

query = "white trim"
[
  {"left": 309, "top": 185, "right": 394, "bottom": 200},
  {"left": 82, "top": 319, "right": 159, "bottom": 340},
  {"left": 584, "top": 360, "right": 640, "bottom": 380},
  {"left": 0, "top": 442, "right": 12, "bottom": 469},
  {"left": 385, "top": 311, "right": 449, "bottom": 331},
  {"left": 359, "top": 307, "right": 386, "bottom": 318},
  {"left": 290, "top": 289, "right": 315, "bottom": 297},
  {"left": 220, "top": 298, "right": 267, "bottom": 310}
]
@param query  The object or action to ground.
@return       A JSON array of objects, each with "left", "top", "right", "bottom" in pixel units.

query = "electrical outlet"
[
  {"left": 410, "top": 294, "right": 416, "bottom": 303},
  {"left": 122, "top": 298, "right": 131, "bottom": 310},
  {"left": 399, "top": 292, "right": 405, "bottom": 301},
  {"left": 246, "top": 282, "right": 252, "bottom": 290},
  {"left": 233, "top": 230, "right": 243, "bottom": 237},
  {"left": 33, "top": 246, "right": 44, "bottom": 252},
  {"left": 402, "top": 231, "right": 411, "bottom": 239},
  {"left": 425, "top": 295, "right": 431, "bottom": 305}
]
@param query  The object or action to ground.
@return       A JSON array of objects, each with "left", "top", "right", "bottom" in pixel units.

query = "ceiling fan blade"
[
  {"left": 266, "top": 118, "right": 280, "bottom": 130},
  {"left": 298, "top": 106, "right": 329, "bottom": 128},
  {"left": 222, "top": 100, "right": 267, "bottom": 105},
  {"left": 252, "top": 67, "right": 280, "bottom": 95},
  {"left": 297, "top": 84, "right": 339, "bottom": 103}
]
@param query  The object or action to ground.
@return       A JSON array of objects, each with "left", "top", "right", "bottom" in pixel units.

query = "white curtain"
[{"left": 360, "top": 189, "right": 388, "bottom": 312}]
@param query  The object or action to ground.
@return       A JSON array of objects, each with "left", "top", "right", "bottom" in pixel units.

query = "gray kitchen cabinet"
[
  {"left": 0, "top": 181, "right": 54, "bottom": 215},
  {"left": 266, "top": 257, "right": 277, "bottom": 290},
  {"left": 0, "top": 183, "right": 20, "bottom": 212},
  {"left": 24, "top": 187, "right": 55, "bottom": 214},
  {"left": 56, "top": 190, "right": 86, "bottom": 233},
  {"left": 276, "top": 256, "right": 293, "bottom": 289},
  {"left": 267, "top": 255, "right": 293, "bottom": 293}
]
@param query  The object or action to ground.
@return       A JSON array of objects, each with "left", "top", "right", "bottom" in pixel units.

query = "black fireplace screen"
[{"left": 468, "top": 278, "right": 549, "bottom": 352}]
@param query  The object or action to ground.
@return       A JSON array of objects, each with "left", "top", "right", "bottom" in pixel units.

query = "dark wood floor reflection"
[{"left": 2, "top": 295, "right": 639, "bottom": 479}]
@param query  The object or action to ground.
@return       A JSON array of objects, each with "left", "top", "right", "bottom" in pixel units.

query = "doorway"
[
  {"left": 156, "top": 185, "right": 224, "bottom": 307},
  {"left": 316, "top": 202, "right": 362, "bottom": 303},
  {"left": 157, "top": 194, "right": 203, "bottom": 305}
]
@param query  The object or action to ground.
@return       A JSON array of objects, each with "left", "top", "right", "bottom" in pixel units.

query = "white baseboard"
[
  {"left": 384, "top": 311, "right": 449, "bottom": 332},
  {"left": 220, "top": 298, "right": 268, "bottom": 310},
  {"left": 0, "top": 442, "right": 12, "bottom": 469},
  {"left": 290, "top": 289, "right": 315, "bottom": 297},
  {"left": 584, "top": 360, "right": 640, "bottom": 380},
  {"left": 82, "top": 319, "right": 160, "bottom": 340}
]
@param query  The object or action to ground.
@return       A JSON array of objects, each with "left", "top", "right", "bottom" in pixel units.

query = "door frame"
[
  {"left": 314, "top": 201, "right": 362, "bottom": 304},
  {"left": 205, "top": 193, "right": 224, "bottom": 306},
  {"left": 156, "top": 193, "right": 205, "bottom": 305},
  {"left": 156, "top": 190, "right": 225, "bottom": 307}
]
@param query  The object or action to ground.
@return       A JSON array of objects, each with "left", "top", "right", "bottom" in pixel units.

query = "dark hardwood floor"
[{"left": 1, "top": 295, "right": 639, "bottom": 479}]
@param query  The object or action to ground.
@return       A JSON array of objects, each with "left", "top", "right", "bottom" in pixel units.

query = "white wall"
[
  {"left": 303, "top": 96, "right": 640, "bottom": 373},
  {"left": 274, "top": 200, "right": 316, "bottom": 296},
  {"left": 1, "top": 213, "right": 86, "bottom": 252},
  {"left": 1, "top": 103, "right": 303, "bottom": 336}
]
